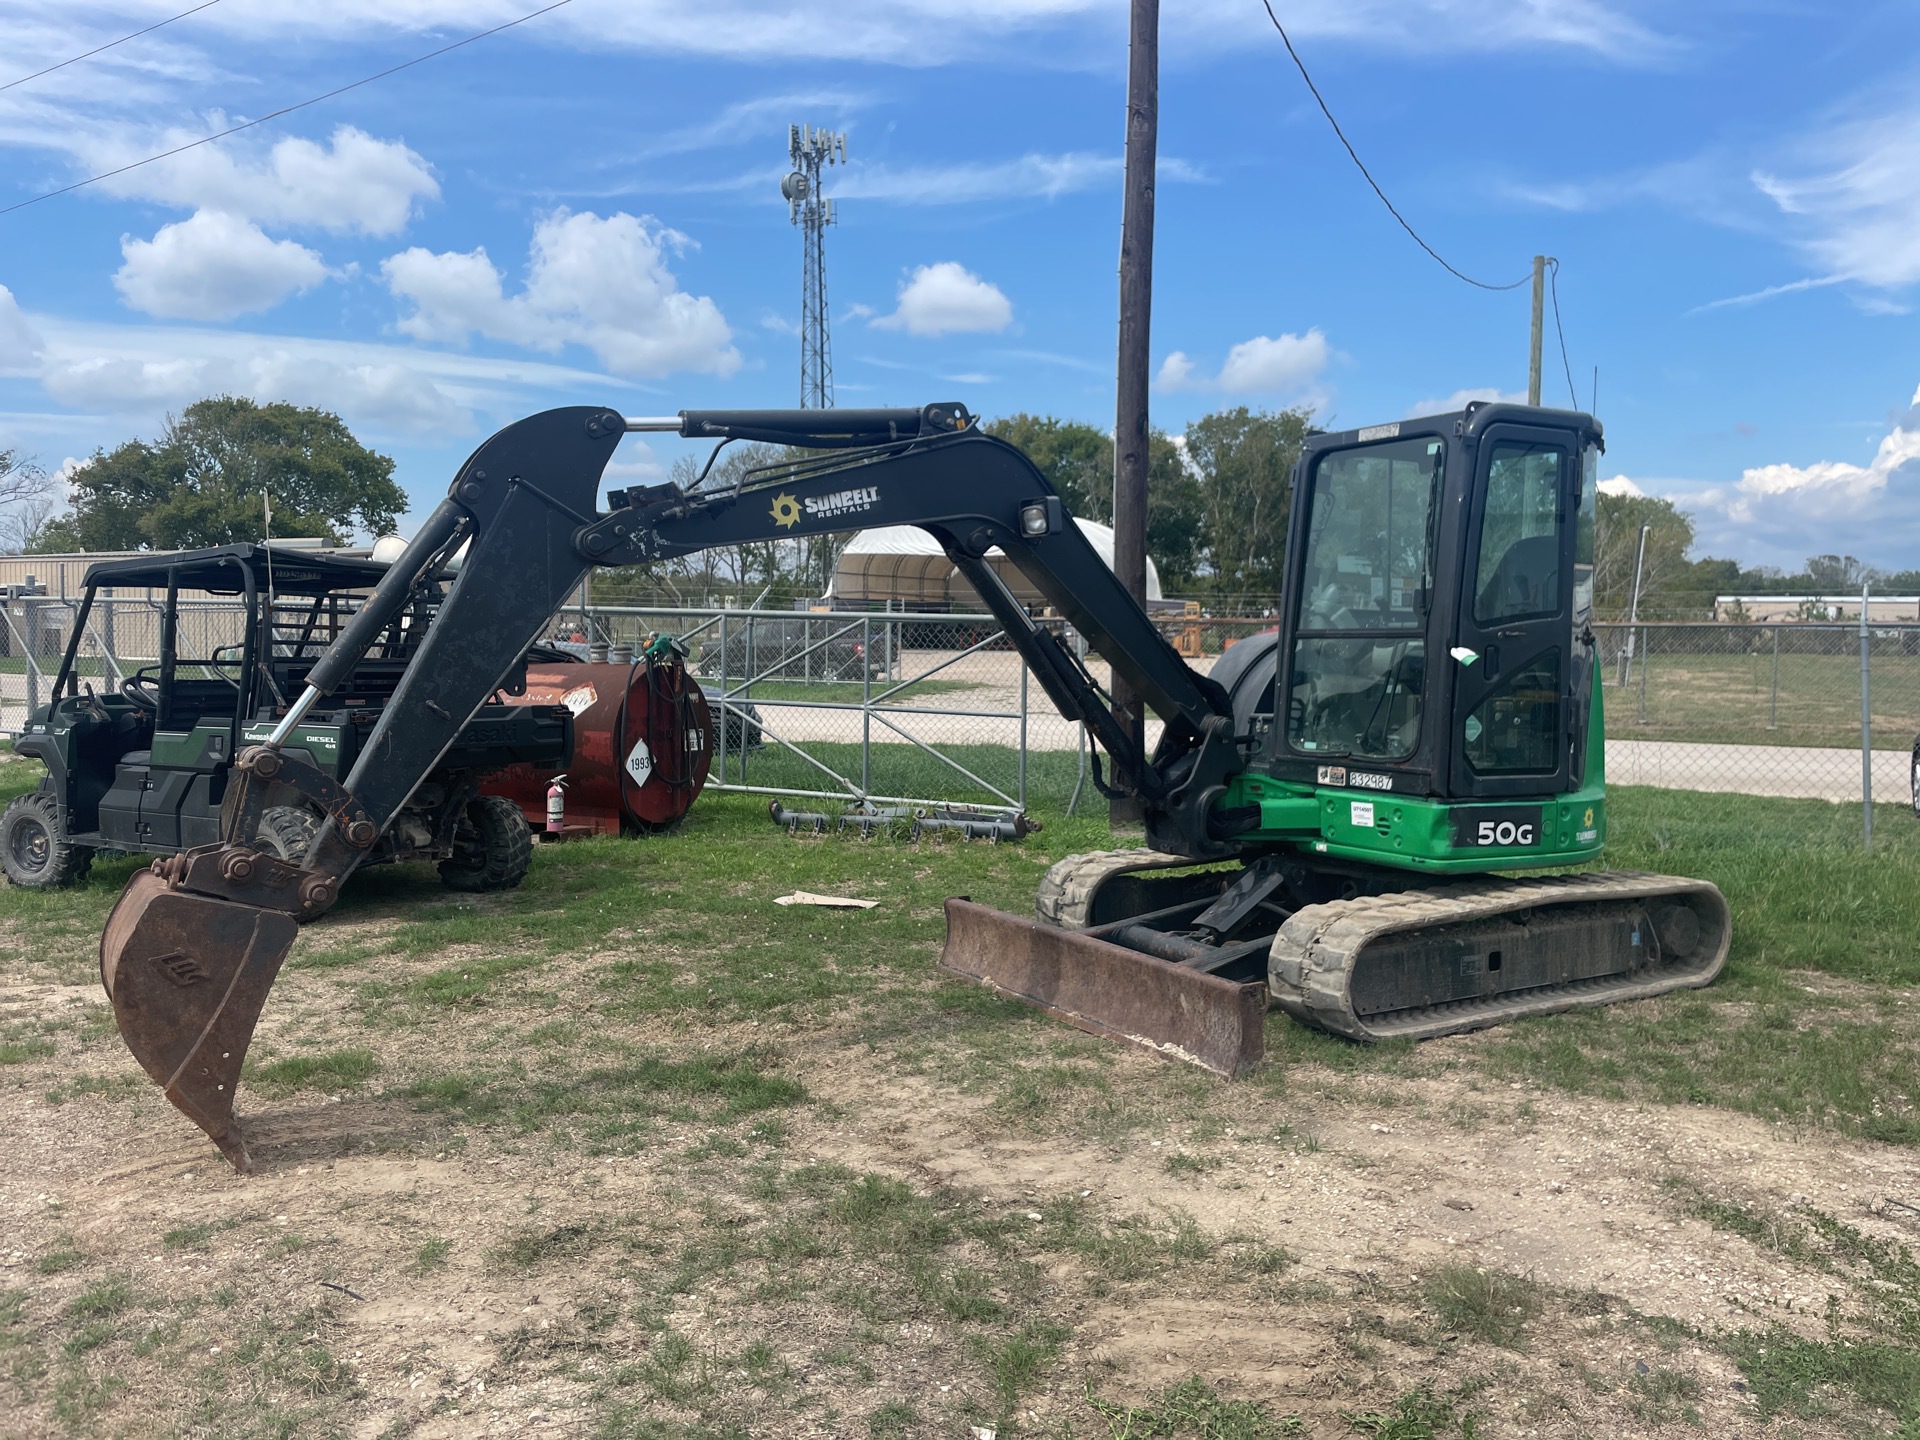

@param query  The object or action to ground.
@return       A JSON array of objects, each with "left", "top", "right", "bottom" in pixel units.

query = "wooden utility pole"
[
  {"left": 1110, "top": 0, "right": 1157, "bottom": 825},
  {"left": 1527, "top": 254, "right": 1545, "bottom": 406}
]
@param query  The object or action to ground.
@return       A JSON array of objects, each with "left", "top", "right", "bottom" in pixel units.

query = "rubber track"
[
  {"left": 1269, "top": 870, "right": 1730, "bottom": 1043},
  {"left": 1035, "top": 849, "right": 1211, "bottom": 928}
]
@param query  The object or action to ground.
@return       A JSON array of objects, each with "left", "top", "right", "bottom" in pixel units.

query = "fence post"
[
  {"left": 861, "top": 614, "right": 872, "bottom": 798},
  {"left": 1018, "top": 646, "right": 1029, "bottom": 812},
  {"left": 1861, "top": 583, "right": 1873, "bottom": 853},
  {"left": 1637, "top": 622, "right": 1650, "bottom": 724},
  {"left": 1768, "top": 625, "right": 1780, "bottom": 729},
  {"left": 717, "top": 617, "right": 730, "bottom": 785},
  {"left": 1619, "top": 523, "right": 1650, "bottom": 687}
]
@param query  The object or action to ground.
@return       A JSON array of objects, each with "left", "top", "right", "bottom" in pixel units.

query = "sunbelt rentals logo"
[
  {"left": 769, "top": 493, "right": 802, "bottom": 528},
  {"left": 804, "top": 486, "right": 879, "bottom": 521}
]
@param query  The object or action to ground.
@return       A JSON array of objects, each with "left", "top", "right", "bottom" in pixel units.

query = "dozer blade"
[
  {"left": 100, "top": 866, "right": 300, "bottom": 1172},
  {"left": 1270, "top": 870, "right": 1731, "bottom": 1043},
  {"left": 940, "top": 899, "right": 1267, "bottom": 1078}
]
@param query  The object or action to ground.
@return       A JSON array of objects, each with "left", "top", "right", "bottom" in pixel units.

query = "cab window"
[
  {"left": 1473, "top": 442, "right": 1564, "bottom": 623},
  {"left": 1287, "top": 436, "right": 1441, "bottom": 761}
]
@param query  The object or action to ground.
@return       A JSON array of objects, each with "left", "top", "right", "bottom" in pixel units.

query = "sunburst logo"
[
  {"left": 1583, "top": 807, "right": 1594, "bottom": 827},
  {"left": 769, "top": 493, "right": 802, "bottom": 529}
]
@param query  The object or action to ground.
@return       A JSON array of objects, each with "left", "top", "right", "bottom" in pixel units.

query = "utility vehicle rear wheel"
[
  {"left": 1, "top": 791, "right": 92, "bottom": 889},
  {"left": 254, "top": 806, "right": 320, "bottom": 865},
  {"left": 438, "top": 795, "right": 532, "bottom": 893}
]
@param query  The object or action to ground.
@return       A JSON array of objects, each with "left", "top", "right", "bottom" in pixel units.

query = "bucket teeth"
[{"left": 100, "top": 868, "right": 300, "bottom": 1172}]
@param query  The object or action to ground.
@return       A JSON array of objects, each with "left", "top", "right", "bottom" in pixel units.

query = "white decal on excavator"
[{"left": 804, "top": 485, "right": 879, "bottom": 520}]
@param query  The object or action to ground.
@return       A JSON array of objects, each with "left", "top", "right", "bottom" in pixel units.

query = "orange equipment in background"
[{"left": 483, "top": 640, "right": 712, "bottom": 836}]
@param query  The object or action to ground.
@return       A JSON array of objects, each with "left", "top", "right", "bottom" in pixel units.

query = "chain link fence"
[
  {"left": 569, "top": 605, "right": 1092, "bottom": 815},
  {"left": 7, "top": 594, "right": 1914, "bottom": 829},
  {"left": 1595, "top": 622, "right": 1913, "bottom": 822}
]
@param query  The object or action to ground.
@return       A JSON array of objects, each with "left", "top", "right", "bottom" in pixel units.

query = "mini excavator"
[{"left": 93, "top": 401, "right": 1729, "bottom": 1169}]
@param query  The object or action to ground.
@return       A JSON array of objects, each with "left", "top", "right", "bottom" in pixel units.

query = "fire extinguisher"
[{"left": 545, "top": 775, "right": 567, "bottom": 836}]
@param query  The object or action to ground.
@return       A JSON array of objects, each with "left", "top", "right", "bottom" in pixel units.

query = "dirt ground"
[{"left": 5, "top": 883, "right": 1919, "bottom": 1440}]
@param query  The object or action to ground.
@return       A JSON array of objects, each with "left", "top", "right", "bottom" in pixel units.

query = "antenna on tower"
[{"left": 782, "top": 124, "right": 846, "bottom": 409}]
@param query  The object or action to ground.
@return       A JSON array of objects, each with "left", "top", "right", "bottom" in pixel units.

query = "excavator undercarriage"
[{"left": 84, "top": 400, "right": 1731, "bottom": 1169}]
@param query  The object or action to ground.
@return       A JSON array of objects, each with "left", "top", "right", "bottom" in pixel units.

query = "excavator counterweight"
[{"left": 87, "top": 400, "right": 1729, "bottom": 1169}]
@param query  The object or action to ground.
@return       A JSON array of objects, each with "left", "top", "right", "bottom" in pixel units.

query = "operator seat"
[{"left": 1476, "top": 534, "right": 1559, "bottom": 620}]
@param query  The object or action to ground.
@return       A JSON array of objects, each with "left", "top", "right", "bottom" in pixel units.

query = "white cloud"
[
  {"left": 1620, "top": 385, "right": 1920, "bottom": 568},
  {"left": 1749, "top": 99, "right": 1920, "bottom": 291},
  {"left": 0, "top": 287, "right": 45, "bottom": 376},
  {"left": 1156, "top": 329, "right": 1330, "bottom": 395},
  {"left": 871, "top": 263, "right": 1013, "bottom": 337},
  {"left": 0, "top": 1, "right": 1663, "bottom": 79},
  {"left": 1596, "top": 475, "right": 1643, "bottom": 497},
  {"left": 1407, "top": 387, "right": 1525, "bottom": 417},
  {"left": 93, "top": 125, "right": 438, "bottom": 237},
  {"left": 382, "top": 209, "right": 740, "bottom": 378},
  {"left": 1220, "top": 333, "right": 1329, "bottom": 392},
  {"left": 834, "top": 153, "right": 1205, "bottom": 205},
  {"left": 603, "top": 446, "right": 666, "bottom": 484},
  {"left": 1542, "top": 94, "right": 1920, "bottom": 311},
  {"left": 24, "top": 314, "right": 624, "bottom": 440},
  {"left": 114, "top": 210, "right": 329, "bottom": 321},
  {"left": 1156, "top": 352, "right": 1198, "bottom": 389}
]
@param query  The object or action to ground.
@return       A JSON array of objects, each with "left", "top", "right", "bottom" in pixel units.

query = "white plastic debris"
[{"left": 773, "top": 891, "right": 880, "bottom": 909}]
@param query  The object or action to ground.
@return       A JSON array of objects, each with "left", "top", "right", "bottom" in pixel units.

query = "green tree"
[
  {"left": 1802, "top": 554, "right": 1876, "bottom": 593},
  {"left": 1181, "top": 405, "right": 1312, "bottom": 597},
  {"left": 1593, "top": 491, "right": 1695, "bottom": 618},
  {"left": 32, "top": 397, "right": 405, "bottom": 552},
  {"left": 0, "top": 447, "right": 56, "bottom": 554},
  {"left": 985, "top": 414, "right": 1205, "bottom": 588},
  {"left": 986, "top": 414, "right": 1113, "bottom": 522}
]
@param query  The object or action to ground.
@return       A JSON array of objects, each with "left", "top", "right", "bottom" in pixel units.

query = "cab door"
[{"left": 1448, "top": 426, "right": 1577, "bottom": 801}]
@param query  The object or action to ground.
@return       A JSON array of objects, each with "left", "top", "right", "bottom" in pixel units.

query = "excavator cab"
[{"left": 1279, "top": 405, "right": 1598, "bottom": 807}]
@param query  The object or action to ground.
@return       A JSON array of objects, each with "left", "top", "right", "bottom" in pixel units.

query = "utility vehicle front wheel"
[
  {"left": 1, "top": 791, "right": 92, "bottom": 889},
  {"left": 254, "top": 806, "right": 321, "bottom": 865},
  {"left": 437, "top": 795, "right": 532, "bottom": 893}
]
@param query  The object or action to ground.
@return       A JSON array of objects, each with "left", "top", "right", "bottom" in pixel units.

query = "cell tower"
[{"left": 782, "top": 124, "right": 845, "bottom": 409}]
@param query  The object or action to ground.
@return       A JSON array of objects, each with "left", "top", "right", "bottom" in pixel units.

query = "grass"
[
  {"left": 712, "top": 738, "right": 1091, "bottom": 812},
  {"left": 1344, "top": 1383, "right": 1488, "bottom": 1439},
  {"left": 1472, "top": 786, "right": 1920, "bottom": 1142},
  {"left": 244, "top": 1047, "right": 379, "bottom": 1098},
  {"left": 407, "top": 1048, "right": 806, "bottom": 1150},
  {"left": 1724, "top": 1328, "right": 1920, "bottom": 1426},
  {"left": 1603, "top": 648, "right": 1920, "bottom": 750},
  {"left": 1086, "top": 1375, "right": 1302, "bottom": 1437},
  {"left": 699, "top": 673, "right": 982, "bottom": 705},
  {"left": 15, "top": 739, "right": 1920, "bottom": 1435},
  {"left": 1420, "top": 1266, "right": 1541, "bottom": 1349}
]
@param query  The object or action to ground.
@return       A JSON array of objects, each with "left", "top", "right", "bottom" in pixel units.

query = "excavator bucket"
[
  {"left": 940, "top": 899, "right": 1268, "bottom": 1078},
  {"left": 99, "top": 863, "right": 299, "bottom": 1172}
]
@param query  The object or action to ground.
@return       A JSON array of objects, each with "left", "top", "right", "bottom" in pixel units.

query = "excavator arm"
[{"left": 97, "top": 403, "right": 1250, "bottom": 1168}]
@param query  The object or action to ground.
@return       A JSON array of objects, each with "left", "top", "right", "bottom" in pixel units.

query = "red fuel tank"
[{"left": 481, "top": 656, "right": 712, "bottom": 836}]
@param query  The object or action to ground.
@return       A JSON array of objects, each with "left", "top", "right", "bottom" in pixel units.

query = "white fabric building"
[{"left": 831, "top": 519, "right": 1162, "bottom": 610}]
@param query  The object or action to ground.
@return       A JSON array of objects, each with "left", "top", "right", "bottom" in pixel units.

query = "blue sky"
[{"left": 1, "top": 0, "right": 1916, "bottom": 573}]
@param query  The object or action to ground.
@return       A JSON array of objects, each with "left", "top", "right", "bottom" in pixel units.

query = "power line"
[
  {"left": 1257, "top": 0, "right": 1528, "bottom": 292},
  {"left": 0, "top": 0, "right": 573, "bottom": 219},
  {"left": 1548, "top": 257, "right": 1579, "bottom": 408},
  {"left": 1, "top": 0, "right": 225, "bottom": 95}
]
